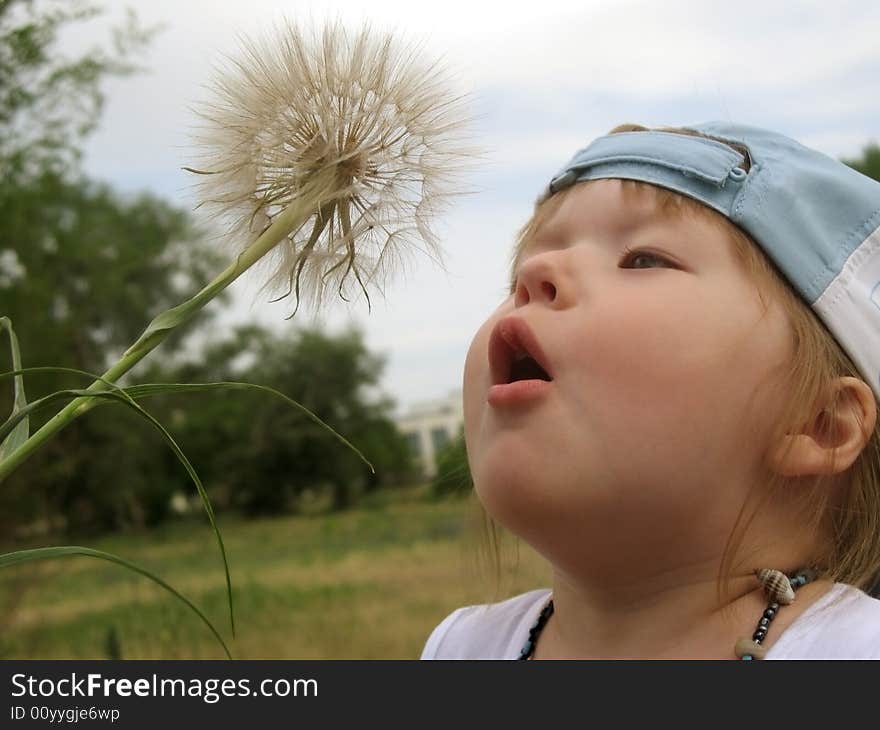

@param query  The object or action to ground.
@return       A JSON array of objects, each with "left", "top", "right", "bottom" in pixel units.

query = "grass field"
[{"left": 0, "top": 488, "right": 552, "bottom": 659}]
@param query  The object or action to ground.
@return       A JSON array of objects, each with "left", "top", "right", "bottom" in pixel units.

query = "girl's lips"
[
  {"left": 487, "top": 379, "right": 553, "bottom": 407},
  {"left": 488, "top": 316, "right": 554, "bottom": 386}
]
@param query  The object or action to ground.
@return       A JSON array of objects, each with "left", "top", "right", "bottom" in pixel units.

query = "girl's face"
[{"left": 462, "top": 179, "right": 795, "bottom": 576}]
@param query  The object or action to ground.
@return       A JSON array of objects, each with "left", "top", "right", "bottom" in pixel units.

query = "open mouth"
[
  {"left": 489, "top": 316, "right": 554, "bottom": 386},
  {"left": 508, "top": 351, "right": 552, "bottom": 383}
]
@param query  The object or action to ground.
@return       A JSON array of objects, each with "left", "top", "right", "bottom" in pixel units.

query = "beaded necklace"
[{"left": 517, "top": 568, "right": 816, "bottom": 660}]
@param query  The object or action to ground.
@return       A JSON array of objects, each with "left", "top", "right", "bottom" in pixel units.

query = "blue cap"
[{"left": 547, "top": 122, "right": 880, "bottom": 399}]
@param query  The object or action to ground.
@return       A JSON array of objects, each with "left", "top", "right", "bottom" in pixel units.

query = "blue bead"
[{"left": 742, "top": 655, "right": 753, "bottom": 661}]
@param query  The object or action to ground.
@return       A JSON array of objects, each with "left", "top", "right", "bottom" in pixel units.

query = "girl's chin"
[{"left": 474, "top": 473, "right": 563, "bottom": 527}]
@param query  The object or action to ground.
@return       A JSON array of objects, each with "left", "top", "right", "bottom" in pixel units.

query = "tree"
[
  {"left": 842, "top": 142, "right": 880, "bottom": 182},
  {"left": 430, "top": 427, "right": 471, "bottom": 499},
  {"left": 0, "top": 2, "right": 228, "bottom": 534},
  {"left": 262, "top": 326, "right": 415, "bottom": 511},
  {"left": 0, "top": 0, "right": 154, "bottom": 182},
  {"left": 165, "top": 325, "right": 417, "bottom": 516},
  {"left": 0, "top": 176, "right": 232, "bottom": 534},
  {"left": 0, "top": 177, "right": 225, "bottom": 374}
]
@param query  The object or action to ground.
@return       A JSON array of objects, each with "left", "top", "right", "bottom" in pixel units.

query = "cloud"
[{"left": 445, "top": 0, "right": 880, "bottom": 97}]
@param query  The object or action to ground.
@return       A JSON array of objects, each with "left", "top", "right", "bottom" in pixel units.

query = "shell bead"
[
  {"left": 738, "top": 568, "right": 815, "bottom": 660},
  {"left": 755, "top": 568, "right": 795, "bottom": 604},
  {"left": 735, "top": 638, "right": 768, "bottom": 660}
]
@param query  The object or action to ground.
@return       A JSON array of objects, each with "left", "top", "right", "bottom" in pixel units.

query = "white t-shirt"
[{"left": 420, "top": 583, "right": 880, "bottom": 659}]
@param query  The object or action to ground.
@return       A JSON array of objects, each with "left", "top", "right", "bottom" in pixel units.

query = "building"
[{"left": 395, "top": 389, "right": 463, "bottom": 478}]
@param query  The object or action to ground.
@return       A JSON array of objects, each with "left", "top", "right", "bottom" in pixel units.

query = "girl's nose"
[{"left": 513, "top": 252, "right": 569, "bottom": 309}]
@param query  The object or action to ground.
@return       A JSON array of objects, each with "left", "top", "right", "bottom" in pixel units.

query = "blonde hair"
[{"left": 473, "top": 123, "right": 880, "bottom": 601}]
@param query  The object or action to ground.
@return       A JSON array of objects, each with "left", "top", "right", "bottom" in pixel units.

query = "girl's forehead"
[{"left": 535, "top": 180, "right": 691, "bottom": 243}]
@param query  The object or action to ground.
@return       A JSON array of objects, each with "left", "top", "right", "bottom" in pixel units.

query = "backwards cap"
[{"left": 547, "top": 122, "right": 880, "bottom": 400}]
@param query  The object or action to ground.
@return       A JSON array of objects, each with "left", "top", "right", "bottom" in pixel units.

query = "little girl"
[{"left": 421, "top": 122, "right": 880, "bottom": 659}]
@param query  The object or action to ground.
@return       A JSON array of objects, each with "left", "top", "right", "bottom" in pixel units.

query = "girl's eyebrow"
[{"left": 522, "top": 214, "right": 649, "bottom": 257}]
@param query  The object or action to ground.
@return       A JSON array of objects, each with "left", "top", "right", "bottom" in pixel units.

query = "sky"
[{"left": 73, "top": 0, "right": 880, "bottom": 413}]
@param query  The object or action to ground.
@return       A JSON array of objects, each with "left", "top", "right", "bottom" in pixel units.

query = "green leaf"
[
  {"left": 125, "top": 381, "right": 374, "bottom": 473},
  {"left": 131, "top": 253, "right": 250, "bottom": 352},
  {"left": 0, "top": 318, "right": 29, "bottom": 461},
  {"left": 0, "top": 368, "right": 375, "bottom": 473},
  {"left": 0, "top": 366, "right": 136, "bottom": 445},
  {"left": 0, "top": 546, "right": 232, "bottom": 659},
  {"left": 0, "top": 388, "right": 83, "bottom": 444},
  {"left": 0, "top": 368, "right": 235, "bottom": 638}
]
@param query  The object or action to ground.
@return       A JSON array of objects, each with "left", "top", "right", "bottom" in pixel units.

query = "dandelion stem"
[{"left": 0, "top": 181, "right": 328, "bottom": 483}]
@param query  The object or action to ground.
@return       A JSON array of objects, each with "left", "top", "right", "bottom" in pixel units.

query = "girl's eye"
[
  {"left": 508, "top": 247, "right": 676, "bottom": 293},
  {"left": 620, "top": 247, "right": 675, "bottom": 269}
]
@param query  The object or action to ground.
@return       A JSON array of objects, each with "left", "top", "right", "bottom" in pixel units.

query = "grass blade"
[
  {"left": 125, "top": 381, "right": 374, "bottom": 473},
  {"left": 0, "top": 389, "right": 85, "bottom": 444},
  {"left": 0, "top": 370, "right": 235, "bottom": 637},
  {"left": 0, "top": 318, "right": 29, "bottom": 460},
  {"left": 0, "top": 369, "right": 374, "bottom": 472},
  {"left": 0, "top": 546, "right": 232, "bottom": 659},
  {"left": 0, "top": 366, "right": 142, "bottom": 446}
]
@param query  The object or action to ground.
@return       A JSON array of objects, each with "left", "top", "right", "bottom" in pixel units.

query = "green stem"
[{"left": 0, "top": 192, "right": 318, "bottom": 482}]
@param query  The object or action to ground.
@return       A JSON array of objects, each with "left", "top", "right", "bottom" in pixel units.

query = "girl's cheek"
[
  {"left": 463, "top": 318, "right": 493, "bottom": 402},
  {"left": 465, "top": 303, "right": 509, "bottom": 379},
  {"left": 571, "top": 302, "right": 729, "bottom": 410}
]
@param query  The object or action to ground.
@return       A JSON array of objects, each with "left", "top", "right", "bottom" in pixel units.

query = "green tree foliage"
[
  {"left": 0, "top": 176, "right": 224, "bottom": 375},
  {"left": 842, "top": 142, "right": 880, "bottom": 182},
  {"left": 0, "top": 178, "right": 230, "bottom": 534},
  {"left": 0, "top": 2, "right": 226, "bottom": 534},
  {"left": 430, "top": 426, "right": 471, "bottom": 499},
  {"left": 0, "top": 0, "right": 154, "bottom": 181},
  {"left": 165, "top": 325, "right": 417, "bottom": 516}
]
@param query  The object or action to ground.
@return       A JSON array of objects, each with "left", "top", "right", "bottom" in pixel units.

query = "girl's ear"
[{"left": 769, "top": 377, "right": 878, "bottom": 478}]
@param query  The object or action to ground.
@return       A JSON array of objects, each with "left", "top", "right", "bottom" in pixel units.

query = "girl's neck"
[{"left": 532, "top": 568, "right": 833, "bottom": 660}]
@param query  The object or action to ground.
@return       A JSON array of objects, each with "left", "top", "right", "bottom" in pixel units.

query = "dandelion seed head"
[{"left": 188, "top": 19, "right": 477, "bottom": 316}]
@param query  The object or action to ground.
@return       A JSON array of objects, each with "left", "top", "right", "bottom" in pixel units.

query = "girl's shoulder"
[
  {"left": 768, "top": 583, "right": 880, "bottom": 659},
  {"left": 420, "top": 588, "right": 552, "bottom": 660}
]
